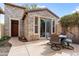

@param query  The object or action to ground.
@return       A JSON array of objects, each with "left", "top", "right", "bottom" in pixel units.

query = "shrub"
[{"left": 0, "top": 36, "right": 11, "bottom": 41}]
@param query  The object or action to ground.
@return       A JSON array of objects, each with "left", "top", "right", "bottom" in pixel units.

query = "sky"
[
  {"left": 29, "top": 3, "right": 79, "bottom": 16},
  {"left": 0, "top": 3, "right": 4, "bottom": 24},
  {"left": 0, "top": 3, "right": 79, "bottom": 24}
]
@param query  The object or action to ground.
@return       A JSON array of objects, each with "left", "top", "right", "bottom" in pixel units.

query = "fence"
[{"left": 56, "top": 23, "right": 79, "bottom": 44}]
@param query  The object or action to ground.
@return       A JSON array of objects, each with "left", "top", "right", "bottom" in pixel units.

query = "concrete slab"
[
  {"left": 8, "top": 37, "right": 25, "bottom": 46},
  {"left": 8, "top": 37, "right": 79, "bottom": 56},
  {"left": 8, "top": 45, "right": 29, "bottom": 56},
  {"left": 8, "top": 37, "right": 29, "bottom": 56}
]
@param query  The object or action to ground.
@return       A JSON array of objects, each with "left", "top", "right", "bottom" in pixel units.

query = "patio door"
[
  {"left": 40, "top": 19, "right": 45, "bottom": 37},
  {"left": 45, "top": 19, "right": 51, "bottom": 37},
  {"left": 11, "top": 20, "right": 19, "bottom": 37},
  {"left": 40, "top": 18, "right": 51, "bottom": 38}
]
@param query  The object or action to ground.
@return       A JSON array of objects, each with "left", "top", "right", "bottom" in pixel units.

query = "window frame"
[
  {"left": 35, "top": 17, "right": 38, "bottom": 33},
  {"left": 52, "top": 20, "right": 55, "bottom": 33}
]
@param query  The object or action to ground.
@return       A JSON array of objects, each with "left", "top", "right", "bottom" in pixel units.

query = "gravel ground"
[{"left": 0, "top": 43, "right": 12, "bottom": 56}]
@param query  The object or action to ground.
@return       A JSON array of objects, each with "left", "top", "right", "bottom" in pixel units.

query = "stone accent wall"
[
  {"left": 24, "top": 15, "right": 35, "bottom": 41},
  {"left": 24, "top": 15, "right": 29, "bottom": 40},
  {"left": 28, "top": 10, "right": 57, "bottom": 18},
  {"left": 4, "top": 4, "right": 25, "bottom": 36},
  {"left": 4, "top": 4, "right": 59, "bottom": 41},
  {"left": 25, "top": 10, "right": 58, "bottom": 41},
  {"left": 4, "top": 14, "right": 9, "bottom": 36}
]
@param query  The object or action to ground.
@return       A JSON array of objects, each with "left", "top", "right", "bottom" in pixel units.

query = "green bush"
[{"left": 0, "top": 36, "right": 11, "bottom": 41}]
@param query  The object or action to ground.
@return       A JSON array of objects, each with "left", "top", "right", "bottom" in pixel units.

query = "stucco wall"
[
  {"left": 0, "top": 24, "right": 4, "bottom": 38},
  {"left": 4, "top": 4, "right": 25, "bottom": 36},
  {"left": 56, "top": 23, "right": 79, "bottom": 44},
  {"left": 56, "top": 23, "right": 62, "bottom": 34},
  {"left": 25, "top": 10, "right": 59, "bottom": 41},
  {"left": 68, "top": 26, "right": 79, "bottom": 41}
]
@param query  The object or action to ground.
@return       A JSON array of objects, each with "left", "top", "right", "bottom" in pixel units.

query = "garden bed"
[{"left": 0, "top": 36, "right": 12, "bottom": 56}]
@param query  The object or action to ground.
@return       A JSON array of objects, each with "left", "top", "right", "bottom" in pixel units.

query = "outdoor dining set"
[{"left": 47, "top": 32, "right": 74, "bottom": 51}]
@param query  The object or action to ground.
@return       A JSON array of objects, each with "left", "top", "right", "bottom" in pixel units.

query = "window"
[
  {"left": 46, "top": 19, "right": 51, "bottom": 33},
  {"left": 53, "top": 20, "right": 55, "bottom": 33},
  {"left": 35, "top": 17, "right": 38, "bottom": 33}
]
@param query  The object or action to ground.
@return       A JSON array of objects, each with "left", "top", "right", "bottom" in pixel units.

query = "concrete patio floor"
[{"left": 8, "top": 37, "right": 79, "bottom": 56}]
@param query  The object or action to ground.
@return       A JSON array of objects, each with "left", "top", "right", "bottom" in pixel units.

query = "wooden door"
[{"left": 11, "top": 20, "right": 18, "bottom": 36}]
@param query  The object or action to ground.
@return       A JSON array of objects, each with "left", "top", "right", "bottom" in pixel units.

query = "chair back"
[{"left": 50, "top": 33, "right": 59, "bottom": 43}]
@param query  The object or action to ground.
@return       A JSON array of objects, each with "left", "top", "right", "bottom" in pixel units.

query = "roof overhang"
[
  {"left": 4, "top": 3, "right": 26, "bottom": 9},
  {"left": 4, "top": 3, "right": 59, "bottom": 19},
  {"left": 26, "top": 8, "right": 59, "bottom": 19}
]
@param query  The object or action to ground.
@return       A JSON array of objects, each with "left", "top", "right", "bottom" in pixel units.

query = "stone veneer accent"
[
  {"left": 24, "top": 10, "right": 59, "bottom": 41},
  {"left": 4, "top": 4, "right": 59, "bottom": 41},
  {"left": 4, "top": 4, "right": 25, "bottom": 36}
]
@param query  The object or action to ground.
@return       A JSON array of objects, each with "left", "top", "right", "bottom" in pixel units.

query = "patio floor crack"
[{"left": 24, "top": 45, "right": 30, "bottom": 56}]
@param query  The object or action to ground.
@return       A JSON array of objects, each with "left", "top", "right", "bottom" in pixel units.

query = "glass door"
[
  {"left": 40, "top": 19, "right": 45, "bottom": 37},
  {"left": 40, "top": 18, "right": 51, "bottom": 38},
  {"left": 45, "top": 19, "right": 51, "bottom": 38}
]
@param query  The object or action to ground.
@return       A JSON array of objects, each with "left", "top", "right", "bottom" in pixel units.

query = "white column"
[
  {"left": 9, "top": 19, "right": 11, "bottom": 36},
  {"left": 19, "top": 19, "right": 20, "bottom": 36},
  {"left": 44, "top": 19, "right": 47, "bottom": 37},
  {"left": 38, "top": 17, "right": 40, "bottom": 38},
  {"left": 51, "top": 18, "right": 54, "bottom": 34},
  {"left": 51, "top": 19, "right": 52, "bottom": 34}
]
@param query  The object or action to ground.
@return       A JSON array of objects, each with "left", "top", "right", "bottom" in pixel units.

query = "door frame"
[
  {"left": 40, "top": 18, "right": 52, "bottom": 38},
  {"left": 40, "top": 19, "right": 45, "bottom": 37},
  {"left": 11, "top": 20, "right": 19, "bottom": 36},
  {"left": 9, "top": 18, "right": 20, "bottom": 37}
]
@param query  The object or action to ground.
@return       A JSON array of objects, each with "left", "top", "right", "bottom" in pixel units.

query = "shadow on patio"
[{"left": 41, "top": 43, "right": 79, "bottom": 56}]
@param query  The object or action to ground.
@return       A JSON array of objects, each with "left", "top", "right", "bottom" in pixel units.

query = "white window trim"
[{"left": 33, "top": 15, "right": 56, "bottom": 38}]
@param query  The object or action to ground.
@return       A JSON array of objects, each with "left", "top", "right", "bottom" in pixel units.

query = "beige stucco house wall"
[{"left": 4, "top": 3, "right": 59, "bottom": 41}]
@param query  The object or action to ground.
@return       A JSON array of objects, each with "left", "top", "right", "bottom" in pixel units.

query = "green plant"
[
  {"left": 23, "top": 4, "right": 41, "bottom": 11},
  {"left": 0, "top": 36, "right": 11, "bottom": 41},
  {"left": 60, "top": 12, "right": 79, "bottom": 33}
]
